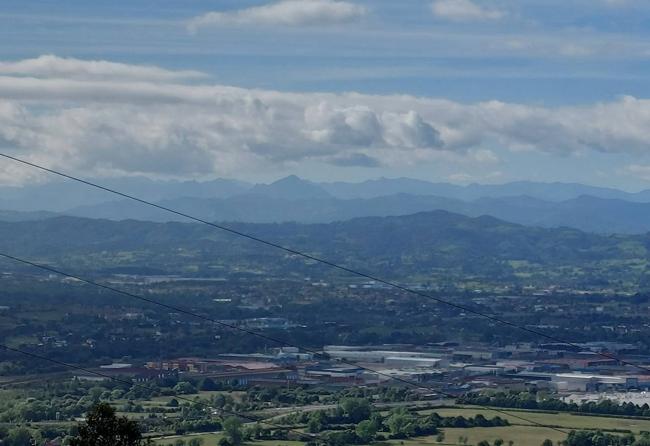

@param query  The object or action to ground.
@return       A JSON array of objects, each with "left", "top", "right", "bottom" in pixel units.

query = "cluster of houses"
[{"left": 84, "top": 341, "right": 650, "bottom": 398}]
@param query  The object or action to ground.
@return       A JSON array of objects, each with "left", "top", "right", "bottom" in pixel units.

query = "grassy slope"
[
  {"left": 428, "top": 407, "right": 650, "bottom": 433},
  {"left": 152, "top": 405, "right": 649, "bottom": 446}
]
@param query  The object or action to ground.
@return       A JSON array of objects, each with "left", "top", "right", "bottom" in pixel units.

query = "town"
[
  {"left": 89, "top": 341, "right": 650, "bottom": 403},
  {"left": 3, "top": 267, "right": 650, "bottom": 445}
]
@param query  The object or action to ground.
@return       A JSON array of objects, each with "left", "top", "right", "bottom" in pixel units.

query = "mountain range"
[{"left": 3, "top": 175, "right": 650, "bottom": 234}]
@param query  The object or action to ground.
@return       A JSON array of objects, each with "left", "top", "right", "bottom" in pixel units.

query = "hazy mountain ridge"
[
  {"left": 0, "top": 210, "right": 59, "bottom": 222},
  {"left": 3, "top": 175, "right": 650, "bottom": 212},
  {"left": 58, "top": 193, "right": 650, "bottom": 234},
  {"left": 319, "top": 178, "right": 650, "bottom": 202},
  {"left": 4, "top": 176, "right": 650, "bottom": 234}
]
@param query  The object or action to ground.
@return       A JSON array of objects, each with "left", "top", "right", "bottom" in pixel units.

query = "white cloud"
[
  {"left": 3, "top": 56, "right": 650, "bottom": 184},
  {"left": 0, "top": 55, "right": 207, "bottom": 82},
  {"left": 431, "top": 0, "right": 505, "bottom": 22},
  {"left": 624, "top": 164, "right": 650, "bottom": 181},
  {"left": 303, "top": 104, "right": 442, "bottom": 149},
  {"left": 187, "top": 0, "right": 366, "bottom": 32},
  {"left": 304, "top": 103, "right": 383, "bottom": 146},
  {"left": 470, "top": 148, "right": 499, "bottom": 164},
  {"left": 382, "top": 111, "right": 443, "bottom": 149}
]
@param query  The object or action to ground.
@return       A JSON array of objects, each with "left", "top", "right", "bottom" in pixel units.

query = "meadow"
[{"left": 150, "top": 404, "right": 650, "bottom": 446}]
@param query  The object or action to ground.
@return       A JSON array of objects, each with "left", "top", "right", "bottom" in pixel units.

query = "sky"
[{"left": 2, "top": 0, "right": 650, "bottom": 189}]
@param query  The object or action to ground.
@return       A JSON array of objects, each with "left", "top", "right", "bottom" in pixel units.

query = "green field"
[
  {"left": 150, "top": 405, "right": 650, "bottom": 446},
  {"left": 153, "top": 433, "right": 222, "bottom": 445},
  {"left": 426, "top": 406, "right": 650, "bottom": 434},
  {"left": 382, "top": 426, "right": 566, "bottom": 446},
  {"left": 153, "top": 434, "right": 305, "bottom": 446}
]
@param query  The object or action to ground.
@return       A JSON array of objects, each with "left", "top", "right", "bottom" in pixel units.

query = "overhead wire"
[
  {"left": 0, "top": 249, "right": 567, "bottom": 434},
  {"left": 0, "top": 343, "right": 317, "bottom": 441},
  {"left": 0, "top": 152, "right": 646, "bottom": 375},
  {"left": 6, "top": 153, "right": 637, "bottom": 434}
]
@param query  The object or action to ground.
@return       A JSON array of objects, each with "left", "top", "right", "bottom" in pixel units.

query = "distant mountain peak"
[
  {"left": 272, "top": 174, "right": 306, "bottom": 184},
  {"left": 249, "top": 175, "right": 331, "bottom": 200}
]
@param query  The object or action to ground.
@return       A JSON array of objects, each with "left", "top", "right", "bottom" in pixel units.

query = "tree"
[
  {"left": 541, "top": 440, "right": 553, "bottom": 446},
  {"left": 494, "top": 439, "right": 504, "bottom": 446},
  {"left": 307, "top": 418, "right": 322, "bottom": 434},
  {"left": 173, "top": 382, "right": 197, "bottom": 395},
  {"left": 356, "top": 420, "right": 377, "bottom": 443},
  {"left": 477, "top": 441, "right": 491, "bottom": 446},
  {"left": 69, "top": 403, "right": 149, "bottom": 446},
  {"left": 223, "top": 417, "right": 243, "bottom": 446},
  {"left": 385, "top": 409, "right": 416, "bottom": 438},
  {"left": 199, "top": 378, "right": 219, "bottom": 391},
  {"left": 89, "top": 386, "right": 104, "bottom": 402},
  {"left": 307, "top": 410, "right": 327, "bottom": 433},
  {"left": 340, "top": 398, "right": 372, "bottom": 423},
  {"left": 243, "top": 424, "right": 263, "bottom": 441},
  {"left": 436, "top": 431, "right": 445, "bottom": 443},
  {"left": 565, "top": 430, "right": 631, "bottom": 446},
  {"left": 633, "top": 435, "right": 650, "bottom": 446},
  {"left": 213, "top": 394, "right": 226, "bottom": 408},
  {"left": 188, "top": 439, "right": 204, "bottom": 446},
  {"left": 5, "top": 428, "right": 33, "bottom": 446},
  {"left": 325, "top": 430, "right": 359, "bottom": 446}
]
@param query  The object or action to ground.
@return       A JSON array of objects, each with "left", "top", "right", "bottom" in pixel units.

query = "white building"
[
  {"left": 384, "top": 357, "right": 444, "bottom": 368},
  {"left": 324, "top": 347, "right": 441, "bottom": 363},
  {"left": 551, "top": 373, "right": 636, "bottom": 392}
]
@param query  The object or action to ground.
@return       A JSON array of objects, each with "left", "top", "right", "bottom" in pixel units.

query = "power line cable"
[
  {"left": 0, "top": 152, "right": 646, "bottom": 375},
  {"left": 0, "top": 251, "right": 567, "bottom": 434},
  {"left": 0, "top": 343, "right": 317, "bottom": 441}
]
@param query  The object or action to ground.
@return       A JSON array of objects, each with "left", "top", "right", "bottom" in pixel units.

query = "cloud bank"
[
  {"left": 187, "top": 0, "right": 367, "bottom": 32},
  {"left": 0, "top": 55, "right": 207, "bottom": 82},
  {"left": 0, "top": 56, "right": 649, "bottom": 183}
]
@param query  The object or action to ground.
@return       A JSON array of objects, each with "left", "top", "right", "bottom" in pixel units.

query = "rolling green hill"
[{"left": 0, "top": 211, "right": 646, "bottom": 288}]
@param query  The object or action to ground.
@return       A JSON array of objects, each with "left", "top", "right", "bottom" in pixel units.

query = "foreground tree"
[
  {"left": 70, "top": 403, "right": 150, "bottom": 446},
  {"left": 5, "top": 428, "right": 34, "bottom": 446},
  {"left": 222, "top": 417, "right": 243, "bottom": 446}
]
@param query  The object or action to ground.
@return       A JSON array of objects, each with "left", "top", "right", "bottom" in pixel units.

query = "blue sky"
[{"left": 2, "top": 0, "right": 650, "bottom": 189}]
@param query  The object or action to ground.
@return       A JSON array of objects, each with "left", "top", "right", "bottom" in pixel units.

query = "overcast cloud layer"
[{"left": 1, "top": 55, "right": 649, "bottom": 184}]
